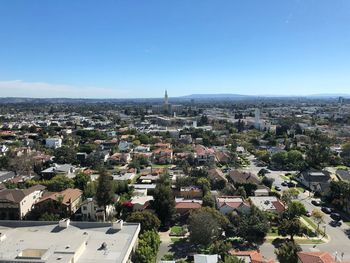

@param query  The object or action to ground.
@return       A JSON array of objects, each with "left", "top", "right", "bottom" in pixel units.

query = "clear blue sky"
[{"left": 0, "top": 0, "right": 350, "bottom": 98}]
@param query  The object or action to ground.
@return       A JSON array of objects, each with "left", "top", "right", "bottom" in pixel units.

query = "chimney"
[
  {"left": 59, "top": 218, "right": 70, "bottom": 228},
  {"left": 112, "top": 219, "right": 123, "bottom": 230}
]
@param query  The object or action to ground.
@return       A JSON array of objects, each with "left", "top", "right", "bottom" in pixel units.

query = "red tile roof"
[{"left": 297, "top": 252, "right": 350, "bottom": 263}]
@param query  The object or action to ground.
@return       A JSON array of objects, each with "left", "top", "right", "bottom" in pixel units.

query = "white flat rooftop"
[{"left": 0, "top": 220, "right": 140, "bottom": 263}]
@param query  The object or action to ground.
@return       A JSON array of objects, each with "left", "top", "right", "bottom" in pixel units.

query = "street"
[{"left": 243, "top": 155, "right": 350, "bottom": 261}]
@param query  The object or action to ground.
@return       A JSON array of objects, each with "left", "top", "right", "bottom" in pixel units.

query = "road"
[{"left": 243, "top": 155, "right": 350, "bottom": 261}]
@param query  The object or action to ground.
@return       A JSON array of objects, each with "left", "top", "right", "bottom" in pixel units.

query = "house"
[
  {"left": 118, "top": 140, "right": 131, "bottom": 152},
  {"left": 249, "top": 196, "right": 285, "bottom": 213},
  {"left": 297, "top": 170, "right": 331, "bottom": 194},
  {"left": 112, "top": 172, "right": 137, "bottom": 182},
  {"left": 80, "top": 197, "right": 116, "bottom": 221},
  {"left": 41, "top": 163, "right": 76, "bottom": 179},
  {"left": 297, "top": 251, "right": 350, "bottom": 263},
  {"left": 208, "top": 168, "right": 228, "bottom": 183},
  {"left": 175, "top": 198, "right": 202, "bottom": 215},
  {"left": 229, "top": 170, "right": 260, "bottom": 185},
  {"left": 194, "top": 145, "right": 215, "bottom": 164},
  {"left": 230, "top": 250, "right": 275, "bottom": 263},
  {"left": 108, "top": 152, "right": 132, "bottom": 165},
  {"left": 193, "top": 254, "right": 218, "bottom": 263},
  {"left": 36, "top": 188, "right": 83, "bottom": 215},
  {"left": 177, "top": 186, "right": 203, "bottom": 199},
  {"left": 0, "top": 171, "right": 16, "bottom": 184},
  {"left": 153, "top": 148, "right": 173, "bottom": 164},
  {"left": 0, "top": 185, "right": 46, "bottom": 219},
  {"left": 336, "top": 169, "right": 350, "bottom": 182},
  {"left": 216, "top": 196, "right": 250, "bottom": 215},
  {"left": 130, "top": 195, "right": 154, "bottom": 211},
  {"left": 45, "top": 137, "right": 62, "bottom": 149}
]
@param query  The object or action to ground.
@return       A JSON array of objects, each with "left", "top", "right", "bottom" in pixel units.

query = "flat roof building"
[{"left": 0, "top": 219, "right": 140, "bottom": 263}]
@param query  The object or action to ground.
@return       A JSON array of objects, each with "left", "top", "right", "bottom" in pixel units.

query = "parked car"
[
  {"left": 321, "top": 206, "right": 332, "bottom": 214},
  {"left": 287, "top": 182, "right": 296, "bottom": 188},
  {"left": 330, "top": 220, "right": 342, "bottom": 227},
  {"left": 275, "top": 186, "right": 281, "bottom": 191},
  {"left": 281, "top": 181, "right": 288, "bottom": 187},
  {"left": 311, "top": 199, "right": 322, "bottom": 206},
  {"left": 330, "top": 212, "right": 341, "bottom": 221}
]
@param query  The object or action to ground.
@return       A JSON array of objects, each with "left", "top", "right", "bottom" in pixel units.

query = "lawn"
[
  {"left": 267, "top": 226, "right": 279, "bottom": 237},
  {"left": 301, "top": 215, "right": 318, "bottom": 230},
  {"left": 170, "top": 225, "right": 187, "bottom": 236},
  {"left": 280, "top": 174, "right": 290, "bottom": 181},
  {"left": 344, "top": 221, "right": 350, "bottom": 227}
]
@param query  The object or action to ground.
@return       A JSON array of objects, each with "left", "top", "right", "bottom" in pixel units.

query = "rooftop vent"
[
  {"left": 112, "top": 219, "right": 123, "bottom": 230},
  {"left": 59, "top": 218, "right": 70, "bottom": 228},
  {"left": 0, "top": 232, "right": 6, "bottom": 242}
]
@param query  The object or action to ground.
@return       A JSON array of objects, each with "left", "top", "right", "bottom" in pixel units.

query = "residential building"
[
  {"left": 297, "top": 251, "right": 350, "bottom": 263},
  {"left": 36, "top": 188, "right": 83, "bottom": 216},
  {"left": 0, "top": 219, "right": 140, "bottom": 263},
  {"left": 297, "top": 170, "right": 331, "bottom": 194},
  {"left": 249, "top": 196, "right": 285, "bottom": 213},
  {"left": 41, "top": 163, "right": 76, "bottom": 179},
  {"left": 230, "top": 250, "right": 275, "bottom": 263},
  {"left": 80, "top": 198, "right": 116, "bottom": 221},
  {"left": 45, "top": 137, "right": 62, "bottom": 149},
  {"left": 216, "top": 196, "right": 250, "bottom": 215},
  {"left": 0, "top": 185, "right": 46, "bottom": 219}
]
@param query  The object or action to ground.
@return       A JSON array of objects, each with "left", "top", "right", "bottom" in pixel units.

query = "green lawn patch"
[
  {"left": 170, "top": 225, "right": 187, "bottom": 236},
  {"left": 301, "top": 215, "right": 318, "bottom": 229},
  {"left": 171, "top": 237, "right": 182, "bottom": 242},
  {"left": 280, "top": 174, "right": 290, "bottom": 181}
]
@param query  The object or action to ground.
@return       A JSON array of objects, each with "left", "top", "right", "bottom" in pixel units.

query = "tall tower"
[
  {"left": 254, "top": 108, "right": 261, "bottom": 129},
  {"left": 164, "top": 90, "right": 169, "bottom": 105}
]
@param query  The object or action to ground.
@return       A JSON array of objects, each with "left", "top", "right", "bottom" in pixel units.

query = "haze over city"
[{"left": 1, "top": 0, "right": 350, "bottom": 98}]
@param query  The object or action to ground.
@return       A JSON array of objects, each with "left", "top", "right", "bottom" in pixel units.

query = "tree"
[
  {"left": 232, "top": 206, "right": 269, "bottom": 244},
  {"left": 287, "top": 150, "right": 305, "bottom": 170},
  {"left": 8, "top": 154, "right": 34, "bottom": 176},
  {"left": 127, "top": 211, "right": 161, "bottom": 233},
  {"left": 96, "top": 170, "right": 115, "bottom": 219},
  {"left": 305, "top": 130, "right": 331, "bottom": 169},
  {"left": 133, "top": 230, "right": 160, "bottom": 263},
  {"left": 284, "top": 201, "right": 306, "bottom": 220},
  {"left": 282, "top": 188, "right": 299, "bottom": 204},
  {"left": 133, "top": 240, "right": 155, "bottom": 263},
  {"left": 189, "top": 208, "right": 220, "bottom": 246},
  {"left": 203, "top": 193, "right": 215, "bottom": 208},
  {"left": 235, "top": 186, "right": 247, "bottom": 199},
  {"left": 271, "top": 151, "right": 288, "bottom": 169},
  {"left": 74, "top": 172, "right": 90, "bottom": 191},
  {"left": 278, "top": 218, "right": 304, "bottom": 241},
  {"left": 275, "top": 241, "right": 301, "bottom": 263},
  {"left": 262, "top": 176, "right": 274, "bottom": 189},
  {"left": 311, "top": 209, "right": 324, "bottom": 233},
  {"left": 47, "top": 175, "right": 74, "bottom": 191},
  {"left": 152, "top": 175, "right": 175, "bottom": 225},
  {"left": 208, "top": 240, "right": 232, "bottom": 259},
  {"left": 341, "top": 142, "right": 350, "bottom": 166},
  {"left": 54, "top": 146, "right": 77, "bottom": 164}
]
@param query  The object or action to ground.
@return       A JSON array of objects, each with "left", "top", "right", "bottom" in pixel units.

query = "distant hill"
[
  {"left": 179, "top": 93, "right": 252, "bottom": 99},
  {"left": 0, "top": 93, "right": 349, "bottom": 104}
]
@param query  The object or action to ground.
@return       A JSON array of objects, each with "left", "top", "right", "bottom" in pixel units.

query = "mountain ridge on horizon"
[{"left": 0, "top": 93, "right": 349, "bottom": 102}]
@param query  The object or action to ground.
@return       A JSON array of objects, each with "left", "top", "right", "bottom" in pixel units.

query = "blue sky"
[{"left": 0, "top": 0, "right": 350, "bottom": 98}]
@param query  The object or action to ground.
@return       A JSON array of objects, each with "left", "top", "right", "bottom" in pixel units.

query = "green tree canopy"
[{"left": 127, "top": 211, "right": 161, "bottom": 233}]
